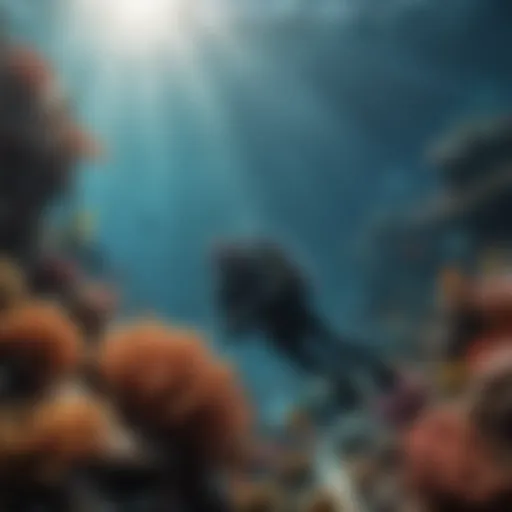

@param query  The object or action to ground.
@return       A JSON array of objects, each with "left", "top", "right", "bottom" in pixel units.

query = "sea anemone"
[
  {"left": 0, "top": 301, "right": 82, "bottom": 401},
  {"left": 97, "top": 320, "right": 251, "bottom": 467},
  {"left": 403, "top": 404, "right": 510, "bottom": 507}
]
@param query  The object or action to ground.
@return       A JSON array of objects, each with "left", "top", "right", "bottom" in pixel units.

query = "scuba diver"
[{"left": 212, "top": 239, "right": 399, "bottom": 409}]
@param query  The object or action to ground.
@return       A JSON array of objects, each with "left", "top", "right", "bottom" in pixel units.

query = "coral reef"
[
  {"left": 0, "top": 257, "right": 27, "bottom": 312},
  {"left": 97, "top": 320, "right": 251, "bottom": 466},
  {"left": 0, "top": 301, "right": 82, "bottom": 401},
  {"left": 404, "top": 403, "right": 511, "bottom": 509}
]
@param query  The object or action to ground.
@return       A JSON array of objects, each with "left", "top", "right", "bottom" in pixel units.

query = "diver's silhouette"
[{"left": 213, "top": 240, "right": 397, "bottom": 409}]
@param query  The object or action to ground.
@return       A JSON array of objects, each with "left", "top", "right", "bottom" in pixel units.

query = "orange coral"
[
  {"left": 98, "top": 321, "right": 251, "bottom": 466},
  {"left": 29, "top": 391, "right": 110, "bottom": 473},
  {"left": 0, "top": 302, "right": 83, "bottom": 398},
  {"left": 0, "top": 391, "right": 109, "bottom": 484}
]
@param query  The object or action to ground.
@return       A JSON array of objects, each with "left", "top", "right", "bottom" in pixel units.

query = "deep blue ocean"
[{"left": 4, "top": 0, "right": 512, "bottom": 421}]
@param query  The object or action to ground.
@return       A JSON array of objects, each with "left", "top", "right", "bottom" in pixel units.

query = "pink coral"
[{"left": 404, "top": 404, "right": 510, "bottom": 506}]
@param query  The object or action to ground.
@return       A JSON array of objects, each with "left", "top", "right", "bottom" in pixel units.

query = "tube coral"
[{"left": 0, "top": 301, "right": 82, "bottom": 401}]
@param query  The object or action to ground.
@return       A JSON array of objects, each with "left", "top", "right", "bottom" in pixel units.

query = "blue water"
[{"left": 4, "top": 0, "right": 512, "bottom": 421}]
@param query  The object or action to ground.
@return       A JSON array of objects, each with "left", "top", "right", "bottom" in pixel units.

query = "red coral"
[
  {"left": 98, "top": 321, "right": 251, "bottom": 466},
  {"left": 404, "top": 404, "right": 510, "bottom": 507},
  {"left": 0, "top": 302, "right": 82, "bottom": 397}
]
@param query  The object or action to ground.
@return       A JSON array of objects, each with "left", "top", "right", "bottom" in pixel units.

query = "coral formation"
[
  {"left": 404, "top": 404, "right": 510, "bottom": 508},
  {"left": 98, "top": 320, "right": 251, "bottom": 466},
  {"left": 301, "top": 489, "right": 338, "bottom": 512},
  {"left": 0, "top": 301, "right": 82, "bottom": 401},
  {"left": 231, "top": 480, "right": 284, "bottom": 512},
  {"left": 0, "top": 257, "right": 27, "bottom": 311}
]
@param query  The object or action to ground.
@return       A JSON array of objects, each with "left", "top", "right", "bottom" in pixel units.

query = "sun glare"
[
  {"left": 110, "top": 0, "right": 177, "bottom": 37},
  {"left": 72, "top": 0, "right": 192, "bottom": 57}
]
